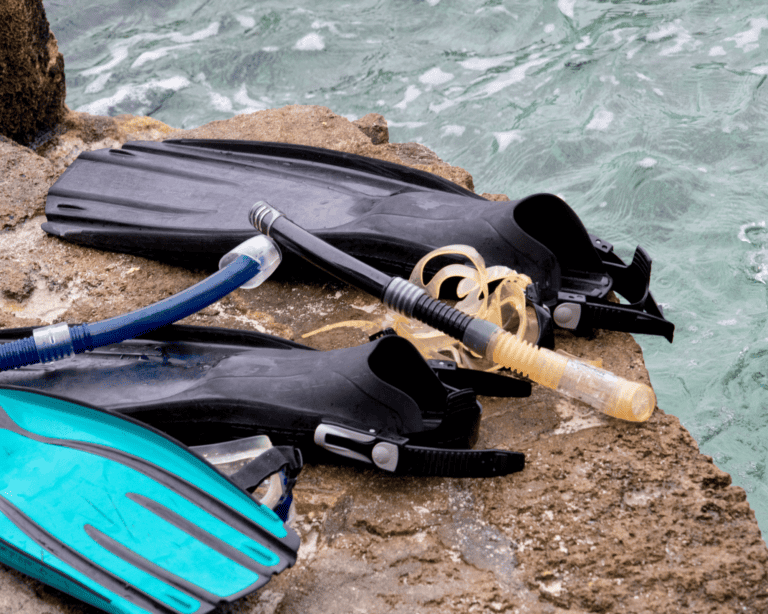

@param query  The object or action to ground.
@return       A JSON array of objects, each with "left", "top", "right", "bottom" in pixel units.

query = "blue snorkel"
[{"left": 0, "top": 235, "right": 281, "bottom": 371}]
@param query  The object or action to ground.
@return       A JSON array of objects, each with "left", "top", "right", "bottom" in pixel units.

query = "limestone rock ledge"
[{"left": 0, "top": 107, "right": 766, "bottom": 614}]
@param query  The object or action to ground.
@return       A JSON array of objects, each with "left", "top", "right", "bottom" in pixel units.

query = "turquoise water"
[{"left": 44, "top": 0, "right": 768, "bottom": 534}]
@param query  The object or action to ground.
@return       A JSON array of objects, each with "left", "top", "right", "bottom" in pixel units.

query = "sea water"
[{"left": 44, "top": 0, "right": 768, "bottom": 535}]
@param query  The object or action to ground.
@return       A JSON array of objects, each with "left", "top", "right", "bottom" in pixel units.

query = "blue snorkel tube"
[{"left": 0, "top": 235, "right": 281, "bottom": 372}]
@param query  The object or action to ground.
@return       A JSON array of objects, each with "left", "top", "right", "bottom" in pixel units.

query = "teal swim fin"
[{"left": 0, "top": 386, "right": 300, "bottom": 614}]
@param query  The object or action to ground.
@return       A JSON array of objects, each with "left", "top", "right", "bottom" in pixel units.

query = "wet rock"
[{"left": 0, "top": 0, "right": 65, "bottom": 146}]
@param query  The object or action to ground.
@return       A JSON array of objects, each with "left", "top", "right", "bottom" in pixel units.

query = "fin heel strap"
[
  {"left": 229, "top": 446, "right": 303, "bottom": 522},
  {"left": 397, "top": 446, "right": 525, "bottom": 477},
  {"left": 576, "top": 300, "right": 674, "bottom": 342},
  {"left": 230, "top": 446, "right": 303, "bottom": 491}
]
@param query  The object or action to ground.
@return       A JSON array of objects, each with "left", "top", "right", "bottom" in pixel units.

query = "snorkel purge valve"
[
  {"left": 0, "top": 235, "right": 281, "bottom": 372},
  {"left": 251, "top": 201, "right": 656, "bottom": 422}
]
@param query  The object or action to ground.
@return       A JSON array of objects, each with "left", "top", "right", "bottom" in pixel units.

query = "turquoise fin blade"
[{"left": 0, "top": 386, "right": 299, "bottom": 614}]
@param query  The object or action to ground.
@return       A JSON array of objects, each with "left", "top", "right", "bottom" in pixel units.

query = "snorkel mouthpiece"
[
  {"left": 251, "top": 200, "right": 657, "bottom": 422},
  {"left": 219, "top": 234, "right": 282, "bottom": 289}
]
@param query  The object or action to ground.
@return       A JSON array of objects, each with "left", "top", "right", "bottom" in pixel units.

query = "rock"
[
  {"left": 1, "top": 105, "right": 767, "bottom": 612},
  {"left": 38, "top": 111, "right": 178, "bottom": 172},
  {"left": 481, "top": 192, "right": 512, "bottom": 202},
  {"left": 0, "top": 137, "right": 55, "bottom": 229},
  {"left": 353, "top": 112, "right": 390, "bottom": 144},
  {"left": 0, "top": 0, "right": 65, "bottom": 146}
]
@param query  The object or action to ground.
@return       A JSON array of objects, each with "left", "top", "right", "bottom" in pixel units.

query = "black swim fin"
[
  {"left": 43, "top": 139, "right": 673, "bottom": 342},
  {"left": 0, "top": 385, "right": 301, "bottom": 614},
  {"left": 0, "top": 325, "right": 528, "bottom": 477}
]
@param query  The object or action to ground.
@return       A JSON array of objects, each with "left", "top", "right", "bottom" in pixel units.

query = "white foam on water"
[
  {"left": 599, "top": 201, "right": 607, "bottom": 208},
  {"left": 725, "top": 17, "right": 768, "bottom": 52},
  {"left": 210, "top": 91, "right": 233, "bottom": 112},
  {"left": 610, "top": 29, "right": 630, "bottom": 45},
  {"left": 575, "top": 35, "right": 591, "bottom": 50},
  {"left": 426, "top": 0, "right": 441, "bottom": 6},
  {"left": 234, "top": 84, "right": 269, "bottom": 111},
  {"left": 698, "top": 167, "right": 708, "bottom": 173},
  {"left": 750, "top": 249, "right": 768, "bottom": 283},
  {"left": 494, "top": 130, "right": 524, "bottom": 152},
  {"left": 132, "top": 48, "right": 169, "bottom": 69},
  {"left": 600, "top": 75, "right": 619, "bottom": 85},
  {"left": 76, "top": 76, "right": 191, "bottom": 115},
  {"left": 544, "top": 23, "right": 555, "bottom": 33},
  {"left": 419, "top": 67, "right": 454, "bottom": 86},
  {"left": 429, "top": 100, "right": 457, "bottom": 114},
  {"left": 394, "top": 85, "right": 422, "bottom": 110},
  {"left": 638, "top": 157, "right": 657, "bottom": 167},
  {"left": 738, "top": 220, "right": 766, "bottom": 243},
  {"left": 169, "top": 22, "right": 219, "bottom": 44},
  {"left": 459, "top": 54, "right": 515, "bottom": 71},
  {"left": 653, "top": 88, "right": 664, "bottom": 96},
  {"left": 262, "top": 46, "right": 279, "bottom": 52},
  {"left": 83, "top": 24, "right": 218, "bottom": 78},
  {"left": 311, "top": 20, "right": 355, "bottom": 38},
  {"left": 709, "top": 45, "right": 727, "bottom": 56},
  {"left": 82, "top": 45, "right": 130, "bottom": 76},
  {"left": 647, "top": 20, "right": 693, "bottom": 56},
  {"left": 752, "top": 65, "right": 768, "bottom": 75},
  {"left": 294, "top": 33, "right": 325, "bottom": 51},
  {"left": 636, "top": 72, "right": 652, "bottom": 81},
  {"left": 585, "top": 108, "right": 614, "bottom": 131},
  {"left": 84, "top": 71, "right": 112, "bottom": 94},
  {"left": 236, "top": 15, "right": 256, "bottom": 29},
  {"left": 479, "top": 57, "right": 548, "bottom": 96},
  {"left": 739, "top": 222, "right": 768, "bottom": 283},
  {"left": 441, "top": 125, "right": 466, "bottom": 137},
  {"left": 132, "top": 44, "right": 192, "bottom": 69},
  {"left": 646, "top": 21, "right": 680, "bottom": 42},
  {"left": 558, "top": 0, "right": 575, "bottom": 19},
  {"left": 475, "top": 5, "right": 516, "bottom": 17},
  {"left": 718, "top": 319, "right": 738, "bottom": 326}
]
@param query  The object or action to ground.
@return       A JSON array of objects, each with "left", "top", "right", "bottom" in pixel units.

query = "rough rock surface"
[
  {"left": 353, "top": 112, "right": 390, "bottom": 145},
  {"left": 0, "top": 0, "right": 66, "bottom": 146},
  {"left": 0, "top": 106, "right": 766, "bottom": 614}
]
